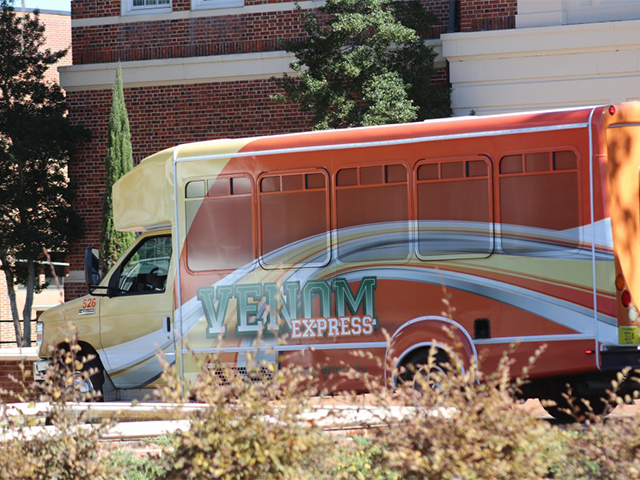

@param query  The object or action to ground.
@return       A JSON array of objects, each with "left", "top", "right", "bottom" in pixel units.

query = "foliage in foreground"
[
  {"left": 5, "top": 340, "right": 640, "bottom": 479},
  {"left": 155, "top": 357, "right": 334, "bottom": 480},
  {"left": 378, "top": 347, "right": 559, "bottom": 479},
  {"left": 0, "top": 338, "right": 118, "bottom": 479}
]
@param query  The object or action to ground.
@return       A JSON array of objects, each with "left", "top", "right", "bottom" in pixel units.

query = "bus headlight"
[{"left": 36, "top": 321, "right": 43, "bottom": 348}]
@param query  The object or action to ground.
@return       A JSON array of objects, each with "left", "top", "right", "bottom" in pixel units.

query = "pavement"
[{"left": 3, "top": 396, "right": 639, "bottom": 442}]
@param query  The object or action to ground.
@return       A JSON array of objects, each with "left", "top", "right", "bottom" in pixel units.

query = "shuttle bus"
[{"left": 35, "top": 102, "right": 640, "bottom": 417}]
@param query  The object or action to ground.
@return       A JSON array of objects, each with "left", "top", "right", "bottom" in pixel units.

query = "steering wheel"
[
  {"left": 149, "top": 266, "right": 168, "bottom": 277},
  {"left": 145, "top": 267, "right": 168, "bottom": 291}
]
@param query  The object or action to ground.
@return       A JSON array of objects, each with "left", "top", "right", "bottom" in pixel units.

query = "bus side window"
[
  {"left": 118, "top": 235, "right": 172, "bottom": 294},
  {"left": 415, "top": 158, "right": 493, "bottom": 259},
  {"left": 499, "top": 150, "right": 580, "bottom": 254},
  {"left": 185, "top": 175, "right": 255, "bottom": 271},
  {"left": 335, "top": 163, "right": 410, "bottom": 263},
  {"left": 259, "top": 170, "right": 330, "bottom": 268}
]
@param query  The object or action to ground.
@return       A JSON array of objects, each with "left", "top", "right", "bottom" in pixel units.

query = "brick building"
[
  {"left": 60, "top": 0, "right": 640, "bottom": 298},
  {"left": 61, "top": 0, "right": 519, "bottom": 299}
]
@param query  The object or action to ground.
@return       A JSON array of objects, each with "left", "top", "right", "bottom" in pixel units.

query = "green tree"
[
  {"left": 100, "top": 63, "right": 135, "bottom": 275},
  {"left": 0, "top": 1, "right": 87, "bottom": 346},
  {"left": 273, "top": 0, "right": 451, "bottom": 130}
]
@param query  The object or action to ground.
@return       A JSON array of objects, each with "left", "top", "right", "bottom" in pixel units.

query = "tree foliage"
[
  {"left": 100, "top": 63, "right": 135, "bottom": 275},
  {"left": 273, "top": 0, "right": 451, "bottom": 129},
  {"left": 0, "top": 1, "right": 87, "bottom": 345}
]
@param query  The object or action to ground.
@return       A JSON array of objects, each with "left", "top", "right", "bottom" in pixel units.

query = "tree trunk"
[
  {"left": 0, "top": 254, "right": 23, "bottom": 347},
  {"left": 21, "top": 259, "right": 35, "bottom": 347}
]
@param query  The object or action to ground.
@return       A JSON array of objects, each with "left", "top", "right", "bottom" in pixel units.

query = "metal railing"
[{"left": 0, "top": 319, "right": 38, "bottom": 347}]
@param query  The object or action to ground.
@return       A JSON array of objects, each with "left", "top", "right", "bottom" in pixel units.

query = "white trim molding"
[
  {"left": 59, "top": 40, "right": 444, "bottom": 92},
  {"left": 0, "top": 347, "right": 39, "bottom": 361},
  {"left": 516, "top": 0, "right": 640, "bottom": 29},
  {"left": 443, "top": 18, "right": 640, "bottom": 116},
  {"left": 60, "top": 51, "right": 295, "bottom": 91}
]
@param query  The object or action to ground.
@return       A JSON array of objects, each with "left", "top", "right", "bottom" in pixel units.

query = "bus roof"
[{"left": 114, "top": 103, "right": 613, "bottom": 232}]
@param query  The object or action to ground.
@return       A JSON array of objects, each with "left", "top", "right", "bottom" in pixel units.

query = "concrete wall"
[{"left": 445, "top": 14, "right": 640, "bottom": 115}]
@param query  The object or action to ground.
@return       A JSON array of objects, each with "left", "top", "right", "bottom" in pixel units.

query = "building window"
[
  {"left": 123, "top": 0, "right": 171, "bottom": 15},
  {"left": 191, "top": 0, "right": 243, "bottom": 11}
]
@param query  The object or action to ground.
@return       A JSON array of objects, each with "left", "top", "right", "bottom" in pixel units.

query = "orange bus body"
[
  {"left": 37, "top": 102, "right": 640, "bottom": 404},
  {"left": 161, "top": 101, "right": 640, "bottom": 401}
]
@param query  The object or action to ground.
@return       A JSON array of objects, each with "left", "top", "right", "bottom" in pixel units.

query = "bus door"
[{"left": 99, "top": 234, "right": 174, "bottom": 388}]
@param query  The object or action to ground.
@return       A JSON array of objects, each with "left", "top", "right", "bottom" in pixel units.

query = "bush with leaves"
[
  {"left": 0, "top": 335, "right": 120, "bottom": 480},
  {"left": 546, "top": 369, "right": 640, "bottom": 479},
  {"left": 354, "top": 345, "right": 561, "bottom": 480},
  {"left": 156, "top": 355, "right": 335, "bottom": 480}
]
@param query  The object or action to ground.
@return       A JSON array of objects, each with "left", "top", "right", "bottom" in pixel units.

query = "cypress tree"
[{"left": 100, "top": 63, "right": 135, "bottom": 274}]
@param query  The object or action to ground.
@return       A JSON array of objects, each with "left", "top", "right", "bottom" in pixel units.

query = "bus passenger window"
[
  {"left": 336, "top": 164, "right": 410, "bottom": 263},
  {"left": 415, "top": 158, "right": 493, "bottom": 258},
  {"left": 259, "top": 170, "right": 330, "bottom": 268},
  {"left": 499, "top": 150, "right": 580, "bottom": 254},
  {"left": 185, "top": 176, "right": 255, "bottom": 271}
]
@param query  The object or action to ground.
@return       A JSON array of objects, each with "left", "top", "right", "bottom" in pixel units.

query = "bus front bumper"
[{"left": 33, "top": 359, "right": 50, "bottom": 383}]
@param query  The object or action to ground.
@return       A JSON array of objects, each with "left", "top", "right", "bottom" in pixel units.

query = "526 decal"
[
  {"left": 82, "top": 298, "right": 97, "bottom": 309},
  {"left": 79, "top": 297, "right": 97, "bottom": 315}
]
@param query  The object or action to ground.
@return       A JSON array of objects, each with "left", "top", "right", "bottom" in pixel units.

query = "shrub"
[
  {"left": 363, "top": 345, "right": 560, "bottom": 480},
  {"left": 0, "top": 335, "right": 121, "bottom": 480},
  {"left": 156, "top": 355, "right": 334, "bottom": 480}
]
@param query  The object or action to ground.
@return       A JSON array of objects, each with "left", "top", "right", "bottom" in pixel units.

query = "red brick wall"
[
  {"left": 459, "top": 0, "right": 517, "bottom": 32},
  {"left": 431, "top": 66, "right": 448, "bottom": 87},
  {"left": 72, "top": 10, "right": 307, "bottom": 64},
  {"left": 0, "top": 276, "right": 10, "bottom": 322},
  {"left": 72, "top": 0, "right": 296, "bottom": 20},
  {"left": 64, "top": 79, "right": 312, "bottom": 291},
  {"left": 72, "top": 1, "right": 453, "bottom": 65},
  {"left": 39, "top": 11, "right": 72, "bottom": 84},
  {"left": 0, "top": 360, "right": 35, "bottom": 402},
  {"left": 422, "top": 0, "right": 450, "bottom": 38}
]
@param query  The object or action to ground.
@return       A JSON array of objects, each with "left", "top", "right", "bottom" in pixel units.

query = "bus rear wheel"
[{"left": 399, "top": 348, "right": 450, "bottom": 392}]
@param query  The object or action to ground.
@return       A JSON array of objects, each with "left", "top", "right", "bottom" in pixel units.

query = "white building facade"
[{"left": 443, "top": 0, "right": 640, "bottom": 115}]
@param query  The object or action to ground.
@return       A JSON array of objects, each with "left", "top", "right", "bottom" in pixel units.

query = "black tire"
[
  {"left": 399, "top": 348, "right": 450, "bottom": 391},
  {"left": 68, "top": 353, "right": 105, "bottom": 401},
  {"left": 84, "top": 355, "right": 105, "bottom": 401}
]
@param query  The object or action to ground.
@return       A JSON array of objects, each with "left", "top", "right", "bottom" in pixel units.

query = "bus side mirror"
[{"left": 84, "top": 247, "right": 100, "bottom": 291}]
